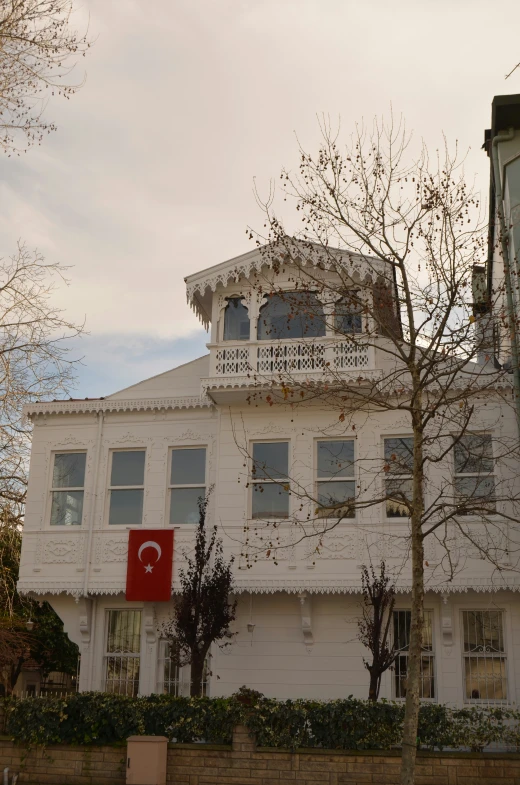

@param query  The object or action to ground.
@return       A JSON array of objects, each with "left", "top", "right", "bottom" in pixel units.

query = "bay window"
[
  {"left": 108, "top": 450, "right": 145, "bottom": 526},
  {"left": 50, "top": 452, "right": 86, "bottom": 526},
  {"left": 169, "top": 447, "right": 206, "bottom": 524},
  {"left": 316, "top": 440, "right": 355, "bottom": 518},
  {"left": 251, "top": 441, "right": 289, "bottom": 519}
]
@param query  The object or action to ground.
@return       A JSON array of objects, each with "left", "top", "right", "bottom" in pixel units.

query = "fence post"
[{"left": 232, "top": 725, "right": 255, "bottom": 753}]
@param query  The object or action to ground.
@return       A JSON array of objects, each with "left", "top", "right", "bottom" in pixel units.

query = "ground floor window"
[
  {"left": 104, "top": 610, "right": 141, "bottom": 696},
  {"left": 156, "top": 640, "right": 209, "bottom": 696},
  {"left": 393, "top": 609, "right": 435, "bottom": 699},
  {"left": 462, "top": 610, "right": 507, "bottom": 702}
]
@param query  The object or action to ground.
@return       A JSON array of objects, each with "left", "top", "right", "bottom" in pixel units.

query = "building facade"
[{"left": 17, "top": 118, "right": 520, "bottom": 704}]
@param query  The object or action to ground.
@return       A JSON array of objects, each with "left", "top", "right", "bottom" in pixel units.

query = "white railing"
[{"left": 211, "top": 338, "right": 371, "bottom": 377}]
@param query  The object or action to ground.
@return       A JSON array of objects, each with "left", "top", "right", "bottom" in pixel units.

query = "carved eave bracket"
[{"left": 298, "top": 592, "right": 313, "bottom": 647}]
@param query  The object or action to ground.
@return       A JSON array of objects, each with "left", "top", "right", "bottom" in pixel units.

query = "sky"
[{"left": 1, "top": 0, "right": 520, "bottom": 398}]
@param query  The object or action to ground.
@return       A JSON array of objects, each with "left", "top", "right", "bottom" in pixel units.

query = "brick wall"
[{"left": 0, "top": 727, "right": 519, "bottom": 785}]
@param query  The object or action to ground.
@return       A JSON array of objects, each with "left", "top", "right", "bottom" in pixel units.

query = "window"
[
  {"left": 454, "top": 435, "right": 496, "bottom": 514},
  {"left": 157, "top": 640, "right": 181, "bottom": 696},
  {"left": 108, "top": 451, "right": 145, "bottom": 526},
  {"left": 223, "top": 297, "right": 250, "bottom": 341},
  {"left": 104, "top": 610, "right": 141, "bottom": 696},
  {"left": 393, "top": 610, "right": 435, "bottom": 699},
  {"left": 335, "top": 294, "right": 363, "bottom": 334},
  {"left": 157, "top": 641, "right": 209, "bottom": 696},
  {"left": 251, "top": 442, "right": 289, "bottom": 519},
  {"left": 316, "top": 441, "right": 355, "bottom": 518},
  {"left": 169, "top": 448, "right": 206, "bottom": 524},
  {"left": 257, "top": 292, "right": 325, "bottom": 340},
  {"left": 50, "top": 452, "right": 86, "bottom": 526},
  {"left": 463, "top": 610, "right": 507, "bottom": 701},
  {"left": 384, "top": 437, "right": 413, "bottom": 518}
]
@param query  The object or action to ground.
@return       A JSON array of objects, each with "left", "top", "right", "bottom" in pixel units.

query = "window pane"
[
  {"left": 464, "top": 657, "right": 507, "bottom": 701},
  {"left": 109, "top": 489, "right": 143, "bottom": 525},
  {"left": 111, "top": 451, "right": 145, "bottom": 487},
  {"left": 454, "top": 435, "right": 493, "bottom": 475},
  {"left": 463, "top": 611, "right": 504, "bottom": 653},
  {"left": 252, "top": 482, "right": 289, "bottom": 518},
  {"left": 335, "top": 295, "right": 363, "bottom": 334},
  {"left": 317, "top": 441, "right": 354, "bottom": 478},
  {"left": 393, "top": 610, "right": 433, "bottom": 652},
  {"left": 107, "top": 610, "right": 141, "bottom": 653},
  {"left": 386, "top": 478, "right": 413, "bottom": 517},
  {"left": 50, "top": 491, "right": 84, "bottom": 526},
  {"left": 52, "top": 453, "right": 86, "bottom": 488},
  {"left": 317, "top": 480, "right": 355, "bottom": 518},
  {"left": 257, "top": 292, "right": 325, "bottom": 340},
  {"left": 171, "top": 448, "right": 206, "bottom": 486},
  {"left": 384, "top": 438, "right": 414, "bottom": 474},
  {"left": 170, "top": 487, "right": 205, "bottom": 524},
  {"left": 223, "top": 298, "right": 250, "bottom": 341},
  {"left": 394, "top": 654, "right": 435, "bottom": 699},
  {"left": 252, "top": 442, "right": 288, "bottom": 479},
  {"left": 455, "top": 477, "right": 496, "bottom": 514},
  {"left": 104, "top": 657, "right": 140, "bottom": 696}
]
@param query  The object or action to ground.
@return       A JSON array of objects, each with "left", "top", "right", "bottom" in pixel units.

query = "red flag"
[{"left": 126, "top": 529, "right": 174, "bottom": 601}]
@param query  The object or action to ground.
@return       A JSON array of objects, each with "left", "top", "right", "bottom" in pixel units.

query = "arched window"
[
  {"left": 334, "top": 293, "right": 363, "bottom": 335},
  {"left": 223, "top": 297, "right": 250, "bottom": 341},
  {"left": 257, "top": 292, "right": 325, "bottom": 340}
]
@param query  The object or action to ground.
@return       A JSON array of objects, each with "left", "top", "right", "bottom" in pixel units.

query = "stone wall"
[{"left": 0, "top": 727, "right": 519, "bottom": 785}]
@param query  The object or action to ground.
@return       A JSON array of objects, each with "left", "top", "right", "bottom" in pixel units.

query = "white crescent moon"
[{"left": 138, "top": 541, "right": 162, "bottom": 563}]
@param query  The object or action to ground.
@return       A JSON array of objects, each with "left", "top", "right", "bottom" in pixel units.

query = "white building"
[{"left": 17, "top": 152, "right": 520, "bottom": 705}]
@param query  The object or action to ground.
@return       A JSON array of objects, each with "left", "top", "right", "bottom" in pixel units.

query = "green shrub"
[{"left": 4, "top": 693, "right": 520, "bottom": 751}]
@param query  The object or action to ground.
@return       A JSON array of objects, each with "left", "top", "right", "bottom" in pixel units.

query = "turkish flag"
[{"left": 126, "top": 529, "right": 174, "bottom": 601}]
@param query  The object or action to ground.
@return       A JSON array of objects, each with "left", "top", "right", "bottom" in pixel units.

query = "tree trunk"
[
  {"left": 400, "top": 408, "right": 425, "bottom": 785},
  {"left": 368, "top": 670, "right": 380, "bottom": 701},
  {"left": 190, "top": 653, "right": 204, "bottom": 697}
]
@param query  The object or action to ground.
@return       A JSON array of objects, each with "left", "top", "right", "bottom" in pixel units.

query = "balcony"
[{"left": 202, "top": 338, "right": 377, "bottom": 402}]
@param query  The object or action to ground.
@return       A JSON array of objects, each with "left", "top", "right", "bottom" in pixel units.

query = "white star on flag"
[{"left": 144, "top": 564, "right": 153, "bottom": 573}]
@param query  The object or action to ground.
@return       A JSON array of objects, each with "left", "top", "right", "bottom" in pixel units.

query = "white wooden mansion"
[{"left": 17, "top": 97, "right": 520, "bottom": 706}]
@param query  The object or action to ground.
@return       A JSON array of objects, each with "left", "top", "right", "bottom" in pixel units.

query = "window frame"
[
  {"left": 453, "top": 434, "right": 497, "bottom": 516},
  {"left": 49, "top": 450, "right": 87, "bottom": 527},
  {"left": 107, "top": 449, "right": 146, "bottom": 527},
  {"left": 156, "top": 639, "right": 209, "bottom": 697},
  {"left": 383, "top": 436, "right": 414, "bottom": 520},
  {"left": 256, "top": 290, "right": 326, "bottom": 341},
  {"left": 168, "top": 445, "right": 207, "bottom": 526},
  {"left": 461, "top": 609, "right": 508, "bottom": 704},
  {"left": 222, "top": 296, "right": 250, "bottom": 341},
  {"left": 250, "top": 439, "right": 290, "bottom": 521},
  {"left": 103, "top": 609, "right": 142, "bottom": 697},
  {"left": 315, "top": 439, "right": 356, "bottom": 519},
  {"left": 392, "top": 608, "right": 436, "bottom": 701}
]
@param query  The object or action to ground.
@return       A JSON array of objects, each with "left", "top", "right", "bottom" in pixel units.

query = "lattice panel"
[
  {"left": 215, "top": 346, "right": 250, "bottom": 375},
  {"left": 332, "top": 342, "right": 369, "bottom": 370},
  {"left": 257, "top": 342, "right": 325, "bottom": 374}
]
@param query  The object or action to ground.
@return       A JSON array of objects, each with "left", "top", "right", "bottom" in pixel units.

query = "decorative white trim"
[
  {"left": 23, "top": 395, "right": 212, "bottom": 418},
  {"left": 17, "top": 575, "right": 520, "bottom": 597},
  {"left": 185, "top": 246, "right": 386, "bottom": 328}
]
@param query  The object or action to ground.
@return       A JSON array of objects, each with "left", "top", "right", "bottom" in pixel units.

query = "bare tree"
[
  {"left": 0, "top": 241, "right": 83, "bottom": 512},
  {"left": 162, "top": 495, "right": 237, "bottom": 697},
  {"left": 230, "top": 117, "right": 520, "bottom": 784},
  {"left": 358, "top": 562, "right": 397, "bottom": 701},
  {"left": 0, "top": 0, "right": 91, "bottom": 155}
]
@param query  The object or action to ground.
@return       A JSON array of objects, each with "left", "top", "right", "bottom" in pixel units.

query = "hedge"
[{"left": 4, "top": 691, "right": 520, "bottom": 752}]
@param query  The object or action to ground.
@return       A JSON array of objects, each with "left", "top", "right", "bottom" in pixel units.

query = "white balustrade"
[{"left": 210, "top": 339, "right": 372, "bottom": 378}]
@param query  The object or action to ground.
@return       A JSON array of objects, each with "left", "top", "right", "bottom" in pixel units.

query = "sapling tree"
[
  {"left": 162, "top": 495, "right": 237, "bottom": 697},
  {"left": 358, "top": 562, "right": 397, "bottom": 701},
  {"left": 231, "top": 117, "right": 520, "bottom": 784}
]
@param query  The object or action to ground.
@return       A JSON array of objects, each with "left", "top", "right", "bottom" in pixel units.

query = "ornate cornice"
[
  {"left": 23, "top": 395, "right": 212, "bottom": 418},
  {"left": 18, "top": 575, "right": 520, "bottom": 598}
]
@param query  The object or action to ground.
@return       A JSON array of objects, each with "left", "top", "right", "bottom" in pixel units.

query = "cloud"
[{"left": 0, "top": 0, "right": 518, "bottom": 393}]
